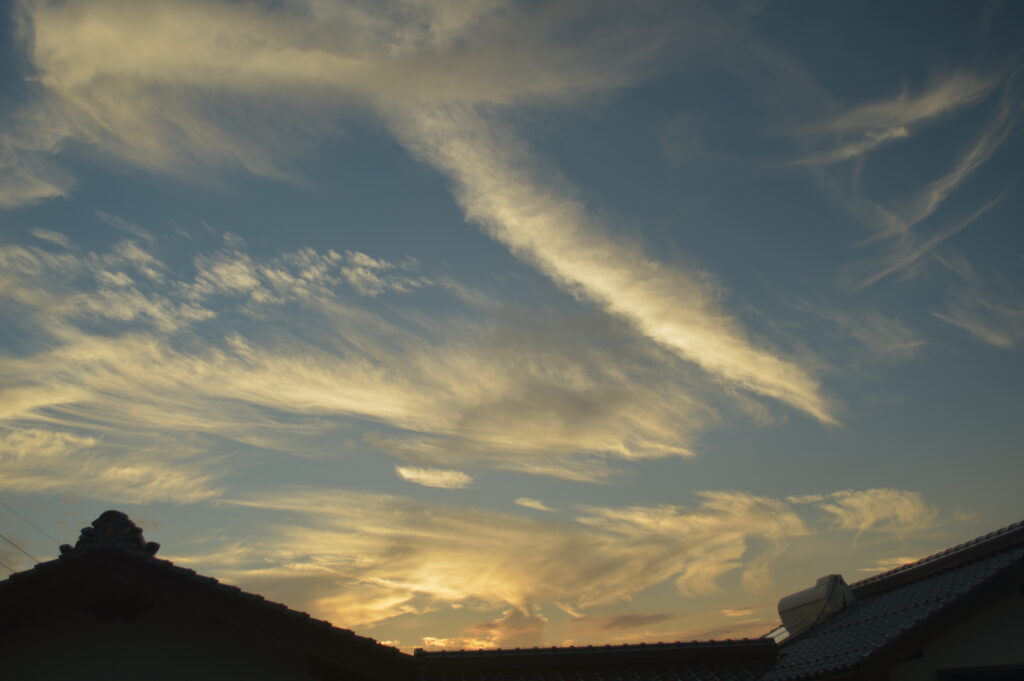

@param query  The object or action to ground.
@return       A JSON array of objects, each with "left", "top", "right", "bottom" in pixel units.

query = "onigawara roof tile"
[{"left": 0, "top": 510, "right": 409, "bottom": 680}]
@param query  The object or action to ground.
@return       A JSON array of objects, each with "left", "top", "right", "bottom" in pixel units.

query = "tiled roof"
[
  {"left": 416, "top": 639, "right": 778, "bottom": 681},
  {"left": 0, "top": 511, "right": 409, "bottom": 680},
  {"left": 762, "top": 520, "right": 1024, "bottom": 681}
]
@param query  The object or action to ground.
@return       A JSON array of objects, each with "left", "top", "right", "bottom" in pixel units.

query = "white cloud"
[
  {"left": 0, "top": 238, "right": 726, "bottom": 485},
  {"left": 220, "top": 487, "right": 815, "bottom": 629},
  {"left": 795, "top": 126, "right": 910, "bottom": 166},
  {"left": 816, "top": 489, "right": 938, "bottom": 535},
  {"left": 395, "top": 466, "right": 473, "bottom": 489},
  {"left": 857, "top": 555, "right": 920, "bottom": 574},
  {"left": 799, "top": 302, "right": 924, "bottom": 361},
  {"left": 833, "top": 80, "right": 1020, "bottom": 290},
  {"left": 95, "top": 210, "right": 154, "bottom": 242},
  {"left": 389, "top": 106, "right": 834, "bottom": 424},
  {"left": 826, "top": 71, "right": 995, "bottom": 134},
  {"left": 29, "top": 227, "right": 72, "bottom": 249},
  {"left": 720, "top": 607, "right": 756, "bottom": 617},
  {"left": 0, "top": 116, "right": 75, "bottom": 208},
  {"left": 933, "top": 263, "right": 1024, "bottom": 348},
  {"left": 11, "top": 0, "right": 667, "bottom": 184},
  {"left": 212, "top": 485, "right": 933, "bottom": 635},
  {"left": 423, "top": 609, "right": 548, "bottom": 650},
  {"left": 340, "top": 250, "right": 426, "bottom": 296},
  {"left": 0, "top": 427, "right": 221, "bottom": 504},
  {"left": 577, "top": 490, "right": 808, "bottom": 594},
  {"left": 514, "top": 497, "right": 555, "bottom": 512},
  {"left": 8, "top": 1, "right": 834, "bottom": 425},
  {"left": 792, "top": 72, "right": 996, "bottom": 168}
]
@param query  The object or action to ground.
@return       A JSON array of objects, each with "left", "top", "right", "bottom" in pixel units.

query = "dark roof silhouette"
[
  {"left": 2, "top": 510, "right": 1021, "bottom": 681},
  {"left": 417, "top": 639, "right": 778, "bottom": 681},
  {"left": 0, "top": 510, "right": 773, "bottom": 681},
  {"left": 0, "top": 510, "right": 410, "bottom": 681},
  {"left": 763, "top": 519, "right": 1024, "bottom": 681}
]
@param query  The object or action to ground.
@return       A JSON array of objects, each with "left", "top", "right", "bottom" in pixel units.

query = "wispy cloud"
[
  {"left": 830, "top": 76, "right": 1020, "bottom": 289},
  {"left": 95, "top": 210, "right": 154, "bottom": 242},
  {"left": 220, "top": 487, "right": 819, "bottom": 628},
  {"left": 162, "top": 483, "right": 937, "bottom": 643},
  {"left": 827, "top": 72, "right": 995, "bottom": 134},
  {"left": 798, "top": 301, "right": 924, "bottom": 361},
  {"left": 0, "top": 112, "right": 75, "bottom": 208},
  {"left": 793, "top": 72, "right": 996, "bottom": 167},
  {"left": 7, "top": 1, "right": 833, "bottom": 424},
  {"left": 857, "top": 555, "right": 920, "bottom": 574},
  {"left": 389, "top": 107, "right": 834, "bottom": 424},
  {"left": 515, "top": 497, "right": 555, "bottom": 512},
  {"left": 10, "top": 0, "right": 666, "bottom": 183},
  {"left": 934, "top": 281, "right": 1024, "bottom": 349},
  {"left": 794, "top": 126, "right": 910, "bottom": 166},
  {"left": 844, "top": 194, "right": 1006, "bottom": 291},
  {"left": 0, "top": 427, "right": 222, "bottom": 504},
  {"left": 577, "top": 490, "right": 808, "bottom": 594},
  {"left": 29, "top": 227, "right": 73, "bottom": 249},
  {"left": 0, "top": 236, "right": 729, "bottom": 485},
  {"left": 813, "top": 489, "right": 938, "bottom": 536},
  {"left": 395, "top": 466, "right": 473, "bottom": 489}
]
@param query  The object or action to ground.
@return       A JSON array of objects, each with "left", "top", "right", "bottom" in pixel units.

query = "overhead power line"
[
  {"left": 0, "top": 532, "right": 39, "bottom": 563},
  {"left": 0, "top": 499, "right": 61, "bottom": 545}
]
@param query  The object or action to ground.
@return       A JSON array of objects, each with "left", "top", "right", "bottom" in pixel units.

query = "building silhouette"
[{"left": 1, "top": 510, "right": 1021, "bottom": 680}]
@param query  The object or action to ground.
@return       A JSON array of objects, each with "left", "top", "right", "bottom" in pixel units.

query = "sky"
[{"left": 1, "top": 0, "right": 1023, "bottom": 652}]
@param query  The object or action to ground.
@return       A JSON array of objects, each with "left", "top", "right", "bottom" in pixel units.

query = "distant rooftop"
[{"left": 763, "top": 519, "right": 1024, "bottom": 681}]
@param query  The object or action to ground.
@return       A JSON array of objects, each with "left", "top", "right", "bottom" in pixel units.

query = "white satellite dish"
[{"left": 777, "top": 574, "right": 855, "bottom": 637}]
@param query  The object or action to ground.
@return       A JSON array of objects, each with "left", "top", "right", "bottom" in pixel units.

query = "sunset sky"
[{"left": 2, "top": 0, "right": 1023, "bottom": 651}]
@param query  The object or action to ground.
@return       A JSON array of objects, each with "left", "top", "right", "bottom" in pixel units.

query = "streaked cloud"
[
  {"left": 799, "top": 302, "right": 924, "bottom": 361},
  {"left": 886, "top": 88, "right": 1019, "bottom": 240},
  {"left": 576, "top": 490, "right": 808, "bottom": 594},
  {"left": 793, "top": 72, "right": 995, "bottom": 167},
  {"left": 831, "top": 78, "right": 1020, "bottom": 290},
  {"left": 218, "top": 485, "right": 911, "bottom": 631},
  {"left": 720, "top": 607, "right": 756, "bottom": 617},
  {"left": 0, "top": 427, "right": 222, "bottom": 504},
  {"left": 815, "top": 489, "right": 938, "bottom": 536},
  {"left": 857, "top": 555, "right": 920, "bottom": 574},
  {"left": 6, "top": 0, "right": 834, "bottom": 426},
  {"left": 844, "top": 194, "right": 1005, "bottom": 291},
  {"left": 598, "top": 613, "right": 678, "bottom": 631},
  {"left": 10, "top": 0, "right": 666, "bottom": 182},
  {"left": 795, "top": 126, "right": 910, "bottom": 166},
  {"left": 28, "top": 227, "right": 72, "bottom": 249},
  {"left": 0, "top": 116, "right": 75, "bottom": 208},
  {"left": 827, "top": 71, "right": 995, "bottom": 135},
  {"left": 206, "top": 484, "right": 929, "bottom": 641},
  {"left": 933, "top": 258, "right": 1024, "bottom": 348},
  {"left": 0, "top": 236, "right": 726, "bottom": 485},
  {"left": 389, "top": 107, "right": 834, "bottom": 424},
  {"left": 515, "top": 497, "right": 555, "bottom": 512},
  {"left": 395, "top": 466, "right": 473, "bottom": 489}
]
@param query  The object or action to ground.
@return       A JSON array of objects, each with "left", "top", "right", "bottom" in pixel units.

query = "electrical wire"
[
  {"left": 0, "top": 499, "right": 61, "bottom": 545},
  {"left": 0, "top": 557, "right": 15, "bottom": 573},
  {"left": 0, "top": 532, "right": 39, "bottom": 563}
]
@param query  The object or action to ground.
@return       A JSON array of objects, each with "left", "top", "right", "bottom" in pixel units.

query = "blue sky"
[{"left": 1, "top": 0, "right": 1023, "bottom": 650}]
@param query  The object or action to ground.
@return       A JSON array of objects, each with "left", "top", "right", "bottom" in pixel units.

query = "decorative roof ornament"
[{"left": 59, "top": 510, "right": 160, "bottom": 558}]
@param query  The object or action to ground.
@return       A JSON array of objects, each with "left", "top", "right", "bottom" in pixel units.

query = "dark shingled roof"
[
  {"left": 0, "top": 510, "right": 410, "bottom": 681},
  {"left": 762, "top": 519, "right": 1024, "bottom": 681},
  {"left": 415, "top": 639, "right": 778, "bottom": 681},
  {"left": 2, "top": 511, "right": 775, "bottom": 681}
]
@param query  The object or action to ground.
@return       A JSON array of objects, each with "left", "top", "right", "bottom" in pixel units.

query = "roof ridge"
[
  {"left": 415, "top": 638, "right": 772, "bottom": 656},
  {"left": 850, "top": 518, "right": 1024, "bottom": 596}
]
